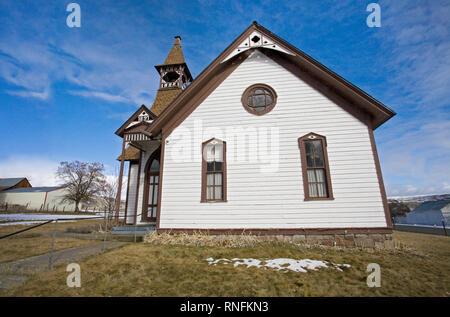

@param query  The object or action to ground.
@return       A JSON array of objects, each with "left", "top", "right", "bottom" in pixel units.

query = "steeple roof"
[
  {"left": 150, "top": 36, "right": 192, "bottom": 115},
  {"left": 162, "top": 36, "right": 185, "bottom": 66}
]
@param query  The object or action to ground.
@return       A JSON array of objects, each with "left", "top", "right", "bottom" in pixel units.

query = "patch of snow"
[
  {"left": 0, "top": 220, "right": 74, "bottom": 226},
  {"left": 0, "top": 213, "right": 99, "bottom": 222},
  {"left": 205, "top": 257, "right": 351, "bottom": 273}
]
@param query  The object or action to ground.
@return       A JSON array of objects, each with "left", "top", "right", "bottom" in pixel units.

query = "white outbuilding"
[{"left": 0, "top": 187, "right": 76, "bottom": 212}]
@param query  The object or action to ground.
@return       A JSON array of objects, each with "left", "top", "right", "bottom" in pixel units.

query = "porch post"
[
  {"left": 134, "top": 150, "right": 142, "bottom": 225},
  {"left": 115, "top": 138, "right": 126, "bottom": 223}
]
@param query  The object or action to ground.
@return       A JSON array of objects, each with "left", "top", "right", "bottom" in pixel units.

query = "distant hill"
[{"left": 388, "top": 193, "right": 450, "bottom": 202}]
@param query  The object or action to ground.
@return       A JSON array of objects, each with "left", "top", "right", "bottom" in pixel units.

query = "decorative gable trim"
[
  {"left": 222, "top": 29, "right": 295, "bottom": 62},
  {"left": 115, "top": 105, "right": 157, "bottom": 137}
]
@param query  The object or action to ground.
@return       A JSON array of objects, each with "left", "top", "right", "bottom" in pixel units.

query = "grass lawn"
[
  {"left": 1, "top": 231, "right": 448, "bottom": 297},
  {"left": 0, "top": 220, "right": 105, "bottom": 263}
]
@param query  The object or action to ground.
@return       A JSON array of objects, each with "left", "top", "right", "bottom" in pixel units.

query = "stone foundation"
[
  {"left": 287, "top": 233, "right": 393, "bottom": 249},
  {"left": 157, "top": 229, "right": 394, "bottom": 249},
  {"left": 210, "top": 233, "right": 393, "bottom": 249}
]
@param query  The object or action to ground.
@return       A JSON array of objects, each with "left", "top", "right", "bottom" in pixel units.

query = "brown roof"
[
  {"left": 117, "top": 145, "right": 140, "bottom": 161},
  {"left": 149, "top": 88, "right": 182, "bottom": 115},
  {"left": 162, "top": 36, "right": 185, "bottom": 65}
]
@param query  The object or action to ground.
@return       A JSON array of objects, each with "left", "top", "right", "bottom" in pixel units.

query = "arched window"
[
  {"left": 201, "top": 138, "right": 227, "bottom": 202},
  {"left": 298, "top": 133, "right": 333, "bottom": 200},
  {"left": 142, "top": 150, "right": 160, "bottom": 222}
]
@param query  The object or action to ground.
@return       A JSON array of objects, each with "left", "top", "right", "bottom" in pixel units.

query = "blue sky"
[{"left": 0, "top": 0, "right": 449, "bottom": 196}]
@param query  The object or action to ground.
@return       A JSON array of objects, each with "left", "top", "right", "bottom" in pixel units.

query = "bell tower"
[
  {"left": 150, "top": 36, "right": 193, "bottom": 115},
  {"left": 156, "top": 36, "right": 192, "bottom": 90}
]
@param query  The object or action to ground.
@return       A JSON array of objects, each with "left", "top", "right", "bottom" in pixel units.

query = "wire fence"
[{"left": 0, "top": 211, "right": 144, "bottom": 270}]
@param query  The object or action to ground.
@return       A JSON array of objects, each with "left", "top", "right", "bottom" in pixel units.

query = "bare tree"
[
  {"left": 56, "top": 161, "right": 106, "bottom": 212},
  {"left": 100, "top": 177, "right": 118, "bottom": 213}
]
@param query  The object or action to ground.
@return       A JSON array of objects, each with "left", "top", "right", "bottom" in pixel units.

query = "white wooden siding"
[
  {"left": 160, "top": 50, "right": 387, "bottom": 229},
  {"left": 125, "top": 163, "right": 139, "bottom": 224}
]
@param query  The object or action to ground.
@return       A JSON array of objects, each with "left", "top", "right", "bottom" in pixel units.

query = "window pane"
[
  {"left": 153, "top": 185, "right": 158, "bottom": 204},
  {"left": 317, "top": 182, "right": 327, "bottom": 197},
  {"left": 307, "top": 169, "right": 317, "bottom": 182},
  {"left": 254, "top": 89, "right": 265, "bottom": 94},
  {"left": 254, "top": 94, "right": 266, "bottom": 106},
  {"left": 150, "top": 159, "right": 160, "bottom": 171},
  {"left": 147, "top": 207, "right": 152, "bottom": 217},
  {"left": 305, "top": 141, "right": 314, "bottom": 167},
  {"left": 309, "top": 183, "right": 318, "bottom": 197},
  {"left": 214, "top": 144, "right": 223, "bottom": 162},
  {"left": 215, "top": 186, "right": 222, "bottom": 200},
  {"left": 214, "top": 161, "right": 223, "bottom": 171},
  {"left": 247, "top": 96, "right": 252, "bottom": 106},
  {"left": 313, "top": 140, "right": 324, "bottom": 167},
  {"left": 207, "top": 186, "right": 214, "bottom": 200},
  {"left": 315, "top": 169, "right": 325, "bottom": 182},
  {"left": 215, "top": 173, "right": 222, "bottom": 186},
  {"left": 148, "top": 184, "right": 154, "bottom": 203},
  {"left": 206, "top": 144, "right": 214, "bottom": 161},
  {"left": 207, "top": 162, "right": 214, "bottom": 171},
  {"left": 207, "top": 173, "right": 214, "bottom": 186}
]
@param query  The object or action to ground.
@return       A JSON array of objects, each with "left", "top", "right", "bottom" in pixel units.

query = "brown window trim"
[
  {"left": 241, "top": 83, "right": 277, "bottom": 116},
  {"left": 201, "top": 138, "right": 227, "bottom": 203},
  {"left": 298, "top": 132, "right": 334, "bottom": 201}
]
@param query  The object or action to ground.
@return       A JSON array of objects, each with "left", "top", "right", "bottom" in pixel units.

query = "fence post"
[
  {"left": 103, "top": 210, "right": 109, "bottom": 252},
  {"left": 48, "top": 219, "right": 58, "bottom": 269}
]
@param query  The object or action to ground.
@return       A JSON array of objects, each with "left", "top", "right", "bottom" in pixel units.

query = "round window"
[{"left": 241, "top": 84, "right": 277, "bottom": 115}]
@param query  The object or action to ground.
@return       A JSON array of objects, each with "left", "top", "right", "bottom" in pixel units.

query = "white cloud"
[
  {"left": 0, "top": 156, "right": 127, "bottom": 198},
  {"left": 68, "top": 90, "right": 130, "bottom": 103},
  {"left": 0, "top": 156, "right": 59, "bottom": 187},
  {"left": 374, "top": 1, "right": 450, "bottom": 196},
  {"left": 5, "top": 88, "right": 50, "bottom": 100},
  {"left": 0, "top": 3, "right": 164, "bottom": 105}
]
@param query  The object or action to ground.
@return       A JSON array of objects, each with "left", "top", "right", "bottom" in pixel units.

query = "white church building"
[{"left": 114, "top": 22, "right": 396, "bottom": 247}]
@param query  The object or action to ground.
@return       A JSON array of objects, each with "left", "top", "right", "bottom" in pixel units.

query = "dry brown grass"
[
  {"left": 1, "top": 230, "right": 448, "bottom": 297},
  {"left": 144, "top": 232, "right": 270, "bottom": 248},
  {"left": 0, "top": 219, "right": 105, "bottom": 263},
  {"left": 0, "top": 236, "right": 95, "bottom": 263}
]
